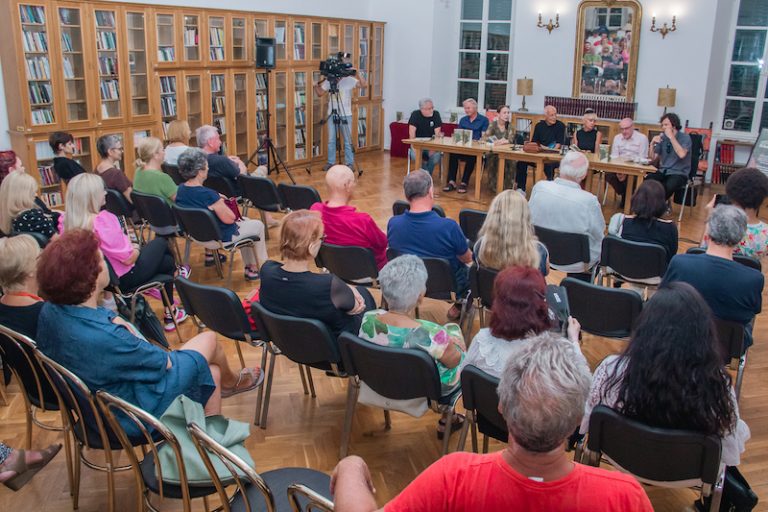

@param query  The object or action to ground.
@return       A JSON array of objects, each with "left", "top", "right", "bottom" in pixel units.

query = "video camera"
[{"left": 319, "top": 52, "right": 356, "bottom": 88}]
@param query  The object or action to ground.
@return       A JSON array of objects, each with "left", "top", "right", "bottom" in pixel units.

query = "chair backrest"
[
  {"left": 250, "top": 302, "right": 342, "bottom": 372},
  {"left": 161, "top": 163, "right": 185, "bottom": 185},
  {"left": 459, "top": 208, "right": 487, "bottom": 246},
  {"left": 587, "top": 405, "right": 722, "bottom": 486},
  {"left": 561, "top": 277, "right": 643, "bottom": 338},
  {"left": 534, "top": 225, "right": 590, "bottom": 267},
  {"left": 277, "top": 183, "right": 321, "bottom": 211},
  {"left": 10, "top": 230, "right": 50, "bottom": 248},
  {"left": 172, "top": 204, "right": 223, "bottom": 244},
  {"left": 689, "top": 133, "right": 704, "bottom": 179},
  {"left": 0, "top": 324, "right": 58, "bottom": 411},
  {"left": 104, "top": 188, "right": 133, "bottom": 217},
  {"left": 469, "top": 264, "right": 498, "bottom": 309},
  {"left": 460, "top": 365, "right": 508, "bottom": 443},
  {"left": 240, "top": 175, "right": 284, "bottom": 212},
  {"left": 422, "top": 257, "right": 456, "bottom": 301},
  {"left": 600, "top": 235, "right": 668, "bottom": 280},
  {"left": 713, "top": 317, "right": 745, "bottom": 365},
  {"left": 131, "top": 191, "right": 178, "bottom": 230},
  {"left": 391, "top": 199, "right": 446, "bottom": 218},
  {"left": 338, "top": 332, "right": 441, "bottom": 401},
  {"left": 316, "top": 243, "right": 378, "bottom": 284},
  {"left": 287, "top": 484, "right": 335, "bottom": 512},
  {"left": 175, "top": 277, "right": 254, "bottom": 341},
  {"left": 685, "top": 247, "right": 762, "bottom": 272},
  {"left": 204, "top": 175, "right": 239, "bottom": 198}
]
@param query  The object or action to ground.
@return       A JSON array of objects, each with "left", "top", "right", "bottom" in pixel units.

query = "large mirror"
[{"left": 572, "top": 0, "right": 642, "bottom": 101}]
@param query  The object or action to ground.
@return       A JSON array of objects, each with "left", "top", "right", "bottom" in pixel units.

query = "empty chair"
[
  {"left": 392, "top": 199, "right": 446, "bottom": 217},
  {"left": 203, "top": 174, "right": 239, "bottom": 198},
  {"left": 714, "top": 317, "right": 747, "bottom": 400},
  {"left": 316, "top": 243, "right": 379, "bottom": 286},
  {"left": 580, "top": 405, "right": 724, "bottom": 511},
  {"left": 278, "top": 182, "right": 322, "bottom": 211},
  {"left": 534, "top": 225, "right": 592, "bottom": 274},
  {"left": 161, "top": 162, "right": 185, "bottom": 185},
  {"left": 686, "top": 246, "right": 762, "bottom": 272},
  {"left": 104, "top": 187, "right": 142, "bottom": 241},
  {"left": 561, "top": 277, "right": 643, "bottom": 338},
  {"left": 456, "top": 365, "right": 507, "bottom": 453},
  {"left": 598, "top": 236, "right": 668, "bottom": 298},
  {"left": 239, "top": 174, "right": 286, "bottom": 239},
  {"left": 673, "top": 132, "right": 704, "bottom": 222},
  {"left": 459, "top": 208, "right": 487, "bottom": 246},
  {"left": 130, "top": 190, "right": 183, "bottom": 261}
]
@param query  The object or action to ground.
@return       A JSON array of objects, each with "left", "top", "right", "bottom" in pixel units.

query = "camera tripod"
[{"left": 321, "top": 84, "right": 363, "bottom": 177}]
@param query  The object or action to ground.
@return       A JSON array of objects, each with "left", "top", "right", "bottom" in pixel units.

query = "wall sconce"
[
  {"left": 537, "top": 12, "right": 560, "bottom": 34},
  {"left": 517, "top": 77, "right": 533, "bottom": 112},
  {"left": 657, "top": 85, "right": 676, "bottom": 114},
  {"left": 650, "top": 15, "right": 677, "bottom": 38}
]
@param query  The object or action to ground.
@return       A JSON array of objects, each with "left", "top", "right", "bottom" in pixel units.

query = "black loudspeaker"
[{"left": 255, "top": 37, "right": 276, "bottom": 69}]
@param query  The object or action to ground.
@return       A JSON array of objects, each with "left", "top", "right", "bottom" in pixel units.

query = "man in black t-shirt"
[
  {"left": 196, "top": 124, "right": 245, "bottom": 196},
  {"left": 515, "top": 105, "right": 567, "bottom": 192},
  {"left": 407, "top": 98, "right": 443, "bottom": 176}
]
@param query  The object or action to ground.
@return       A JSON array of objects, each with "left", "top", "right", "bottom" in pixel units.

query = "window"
[
  {"left": 457, "top": 0, "right": 511, "bottom": 109},
  {"left": 721, "top": 0, "right": 768, "bottom": 135}
]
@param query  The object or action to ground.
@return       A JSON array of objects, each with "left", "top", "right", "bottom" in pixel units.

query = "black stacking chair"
[
  {"left": 130, "top": 190, "right": 183, "bottom": 262},
  {"left": 204, "top": 175, "right": 239, "bottom": 198},
  {"left": 534, "top": 225, "right": 592, "bottom": 275},
  {"left": 278, "top": 183, "right": 322, "bottom": 211},
  {"left": 10, "top": 230, "right": 51, "bottom": 248},
  {"left": 713, "top": 317, "right": 748, "bottom": 400},
  {"left": 578, "top": 405, "right": 724, "bottom": 511},
  {"left": 674, "top": 132, "right": 704, "bottom": 222},
  {"left": 456, "top": 365, "right": 507, "bottom": 453},
  {"left": 598, "top": 236, "right": 668, "bottom": 299},
  {"left": 316, "top": 243, "right": 379, "bottom": 287},
  {"left": 337, "top": 332, "right": 460, "bottom": 457},
  {"left": 561, "top": 277, "right": 643, "bottom": 338},
  {"left": 249, "top": 302, "right": 346, "bottom": 429},
  {"left": 239, "top": 175, "right": 286, "bottom": 240},
  {"left": 186, "top": 422, "right": 334, "bottom": 512},
  {"left": 468, "top": 264, "right": 498, "bottom": 327},
  {"left": 459, "top": 208, "right": 487, "bottom": 247},
  {"left": 391, "top": 199, "right": 446, "bottom": 217},
  {"left": 161, "top": 163, "right": 184, "bottom": 185},
  {"left": 104, "top": 188, "right": 142, "bottom": 242},
  {"left": 685, "top": 246, "right": 762, "bottom": 272}
]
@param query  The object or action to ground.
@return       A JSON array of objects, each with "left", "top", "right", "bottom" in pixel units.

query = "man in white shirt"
[
  {"left": 606, "top": 118, "right": 649, "bottom": 206},
  {"left": 529, "top": 151, "right": 605, "bottom": 275},
  {"left": 314, "top": 66, "right": 367, "bottom": 171}
]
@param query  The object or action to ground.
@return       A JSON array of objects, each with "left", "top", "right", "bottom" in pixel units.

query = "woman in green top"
[
  {"left": 358, "top": 254, "right": 466, "bottom": 438},
  {"left": 482, "top": 105, "right": 515, "bottom": 192},
  {"left": 132, "top": 137, "right": 178, "bottom": 205}
]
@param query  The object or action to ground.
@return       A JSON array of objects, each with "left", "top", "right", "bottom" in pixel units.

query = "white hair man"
[
  {"left": 330, "top": 332, "right": 653, "bottom": 511},
  {"left": 528, "top": 151, "right": 605, "bottom": 274},
  {"left": 606, "top": 117, "right": 649, "bottom": 206},
  {"left": 195, "top": 124, "right": 247, "bottom": 196},
  {"left": 407, "top": 98, "right": 443, "bottom": 176},
  {"left": 443, "top": 98, "right": 488, "bottom": 194}
]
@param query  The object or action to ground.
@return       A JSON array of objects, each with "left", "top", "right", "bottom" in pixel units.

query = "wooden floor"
[{"left": 1, "top": 151, "right": 766, "bottom": 511}]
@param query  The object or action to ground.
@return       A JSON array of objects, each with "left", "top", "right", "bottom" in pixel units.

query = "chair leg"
[
  {"left": 129, "top": 294, "right": 139, "bottom": 324},
  {"left": 183, "top": 238, "right": 191, "bottom": 266},
  {"left": 678, "top": 184, "right": 690, "bottom": 223},
  {"left": 253, "top": 344, "right": 269, "bottom": 426},
  {"left": 383, "top": 409, "right": 391, "bottom": 429},
  {"left": 259, "top": 210, "right": 269, "bottom": 241},
  {"left": 470, "top": 419, "right": 478, "bottom": 453},
  {"left": 482, "top": 434, "right": 489, "bottom": 454},
  {"left": 298, "top": 364, "right": 309, "bottom": 395},
  {"left": 73, "top": 443, "right": 82, "bottom": 509},
  {"left": 61, "top": 424, "right": 75, "bottom": 498},
  {"left": 709, "top": 466, "right": 726, "bottom": 512},
  {"left": 159, "top": 287, "right": 183, "bottom": 345},
  {"left": 735, "top": 352, "right": 747, "bottom": 401},
  {"left": 233, "top": 340, "right": 246, "bottom": 369},
  {"left": 339, "top": 378, "right": 360, "bottom": 459},
  {"left": 226, "top": 250, "right": 236, "bottom": 288},
  {"left": 478, "top": 305, "right": 486, "bottom": 328},
  {"left": 456, "top": 414, "right": 471, "bottom": 452},
  {"left": 259, "top": 350, "right": 278, "bottom": 429},
  {"left": 213, "top": 249, "right": 224, "bottom": 279},
  {"left": 106, "top": 463, "right": 116, "bottom": 512},
  {"left": 441, "top": 408, "right": 454, "bottom": 455},
  {"left": 305, "top": 366, "right": 316, "bottom": 398}
]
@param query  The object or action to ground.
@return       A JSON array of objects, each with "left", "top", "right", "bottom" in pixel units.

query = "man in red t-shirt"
[
  {"left": 330, "top": 333, "right": 654, "bottom": 512},
  {"left": 310, "top": 165, "right": 388, "bottom": 269}
]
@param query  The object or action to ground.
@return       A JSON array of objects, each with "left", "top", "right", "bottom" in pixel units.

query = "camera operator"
[{"left": 314, "top": 58, "right": 367, "bottom": 171}]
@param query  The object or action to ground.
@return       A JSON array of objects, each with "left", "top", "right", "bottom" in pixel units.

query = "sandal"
[
  {"left": 221, "top": 367, "right": 264, "bottom": 398},
  {"left": 1, "top": 444, "right": 62, "bottom": 491},
  {"left": 437, "top": 415, "right": 465, "bottom": 440},
  {"left": 443, "top": 182, "right": 456, "bottom": 192},
  {"left": 457, "top": 183, "right": 468, "bottom": 194}
]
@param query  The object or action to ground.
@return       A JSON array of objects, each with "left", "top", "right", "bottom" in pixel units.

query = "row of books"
[
  {"left": 31, "top": 108, "right": 54, "bottom": 125},
  {"left": 184, "top": 29, "right": 199, "bottom": 46},
  {"left": 96, "top": 30, "right": 117, "bottom": 51},
  {"left": 209, "top": 27, "right": 225, "bottom": 47},
  {"left": 256, "top": 111, "right": 267, "bottom": 130},
  {"left": 543, "top": 96, "right": 637, "bottom": 120},
  {"left": 101, "top": 103, "right": 120, "bottom": 118},
  {"left": 255, "top": 73, "right": 268, "bottom": 89},
  {"left": 38, "top": 165, "right": 60, "bottom": 186},
  {"left": 294, "top": 91, "right": 306, "bottom": 105},
  {"left": 256, "top": 92, "right": 268, "bottom": 110},
  {"left": 19, "top": 5, "right": 45, "bottom": 24},
  {"left": 98, "top": 56, "right": 118, "bottom": 76},
  {"left": 211, "top": 75, "right": 225, "bottom": 92},
  {"left": 35, "top": 141, "right": 56, "bottom": 160},
  {"left": 294, "top": 27, "right": 305, "bottom": 44},
  {"left": 62, "top": 56, "right": 80, "bottom": 79},
  {"left": 295, "top": 109, "right": 306, "bottom": 126},
  {"left": 160, "top": 96, "right": 177, "bottom": 117},
  {"left": 28, "top": 82, "right": 53, "bottom": 105},
  {"left": 294, "top": 47, "right": 305, "bottom": 60},
  {"left": 213, "top": 116, "right": 227, "bottom": 135},
  {"left": 22, "top": 30, "right": 48, "bottom": 53},
  {"left": 94, "top": 11, "right": 116, "bottom": 28},
  {"left": 212, "top": 96, "right": 226, "bottom": 114},
  {"left": 100, "top": 79, "right": 120, "bottom": 100},
  {"left": 295, "top": 147, "right": 306, "bottom": 159},
  {"left": 294, "top": 128, "right": 306, "bottom": 145},
  {"left": 160, "top": 76, "right": 176, "bottom": 94},
  {"left": 58, "top": 8, "right": 78, "bottom": 26},
  {"left": 25, "top": 56, "right": 51, "bottom": 80},
  {"left": 61, "top": 33, "right": 76, "bottom": 52},
  {"left": 295, "top": 74, "right": 306, "bottom": 87},
  {"left": 157, "top": 47, "right": 175, "bottom": 62},
  {"left": 41, "top": 192, "right": 63, "bottom": 208},
  {"left": 209, "top": 47, "right": 225, "bottom": 61}
]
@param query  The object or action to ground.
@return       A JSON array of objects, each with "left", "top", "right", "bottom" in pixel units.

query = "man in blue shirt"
[
  {"left": 389, "top": 170, "right": 472, "bottom": 320},
  {"left": 444, "top": 98, "right": 489, "bottom": 195}
]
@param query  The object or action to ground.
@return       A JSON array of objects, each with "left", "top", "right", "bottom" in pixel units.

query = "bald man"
[
  {"left": 310, "top": 165, "right": 388, "bottom": 269},
  {"left": 606, "top": 118, "right": 649, "bottom": 206},
  {"left": 515, "top": 105, "right": 566, "bottom": 192}
]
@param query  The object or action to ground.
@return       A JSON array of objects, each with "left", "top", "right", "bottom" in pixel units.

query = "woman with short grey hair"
[
  {"left": 95, "top": 134, "right": 133, "bottom": 202},
  {"left": 358, "top": 254, "right": 466, "bottom": 438}
]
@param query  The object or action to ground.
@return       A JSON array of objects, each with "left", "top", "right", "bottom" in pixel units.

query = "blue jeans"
[
  {"left": 408, "top": 148, "right": 442, "bottom": 176},
  {"left": 327, "top": 115, "right": 354, "bottom": 166}
]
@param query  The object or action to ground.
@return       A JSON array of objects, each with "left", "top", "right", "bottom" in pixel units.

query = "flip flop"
[
  {"left": 443, "top": 182, "right": 456, "bottom": 192},
  {"left": 457, "top": 184, "right": 468, "bottom": 194},
  {"left": 437, "top": 415, "right": 465, "bottom": 440},
  {"left": 2, "top": 444, "right": 62, "bottom": 491},
  {"left": 221, "top": 367, "right": 264, "bottom": 398}
]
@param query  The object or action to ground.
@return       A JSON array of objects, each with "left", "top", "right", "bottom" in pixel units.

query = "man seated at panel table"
[
  {"left": 515, "top": 105, "right": 566, "bottom": 192},
  {"left": 310, "top": 165, "right": 388, "bottom": 270},
  {"left": 389, "top": 170, "right": 472, "bottom": 321},
  {"left": 330, "top": 332, "right": 653, "bottom": 512},
  {"left": 605, "top": 117, "right": 649, "bottom": 208},
  {"left": 443, "top": 98, "right": 488, "bottom": 195},
  {"left": 196, "top": 124, "right": 247, "bottom": 197},
  {"left": 408, "top": 98, "right": 443, "bottom": 177},
  {"left": 529, "top": 151, "right": 604, "bottom": 277}
]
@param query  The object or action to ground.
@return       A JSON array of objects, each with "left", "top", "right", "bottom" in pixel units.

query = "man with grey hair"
[
  {"left": 444, "top": 98, "right": 488, "bottom": 194},
  {"left": 663, "top": 205, "right": 763, "bottom": 345},
  {"left": 388, "top": 170, "right": 472, "bottom": 320},
  {"left": 606, "top": 117, "right": 649, "bottom": 206},
  {"left": 196, "top": 124, "right": 247, "bottom": 196},
  {"left": 515, "top": 105, "right": 566, "bottom": 191},
  {"left": 529, "top": 151, "right": 605, "bottom": 275},
  {"left": 408, "top": 98, "right": 443, "bottom": 176},
  {"left": 330, "top": 333, "right": 653, "bottom": 511}
]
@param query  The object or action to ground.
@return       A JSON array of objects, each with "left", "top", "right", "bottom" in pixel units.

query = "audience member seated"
[
  {"left": 0, "top": 442, "right": 60, "bottom": 491},
  {"left": 408, "top": 98, "right": 443, "bottom": 176},
  {"left": 95, "top": 134, "right": 133, "bottom": 203},
  {"left": 332, "top": 332, "right": 653, "bottom": 512},
  {"left": 722, "top": 167, "right": 768, "bottom": 260},
  {"left": 49, "top": 131, "right": 85, "bottom": 184},
  {"left": 133, "top": 137, "right": 179, "bottom": 205},
  {"left": 572, "top": 109, "right": 602, "bottom": 153},
  {"left": 444, "top": 98, "right": 488, "bottom": 194},
  {"left": 663, "top": 205, "right": 763, "bottom": 346},
  {"left": 196, "top": 124, "right": 246, "bottom": 196},
  {"left": 529, "top": 151, "right": 604, "bottom": 275},
  {"left": 60, "top": 173, "right": 187, "bottom": 331},
  {"left": 175, "top": 148, "right": 268, "bottom": 280},
  {"left": 464, "top": 266, "right": 580, "bottom": 377},
  {"left": 310, "top": 165, "right": 387, "bottom": 269},
  {"left": 388, "top": 170, "right": 472, "bottom": 320},
  {"left": 647, "top": 113, "right": 692, "bottom": 200},
  {"left": 35, "top": 230, "right": 263, "bottom": 433},
  {"left": 475, "top": 189, "right": 549, "bottom": 276},
  {"left": 606, "top": 118, "right": 649, "bottom": 206},
  {"left": 0, "top": 151, "right": 59, "bottom": 223},
  {"left": 607, "top": 180, "right": 678, "bottom": 263},
  {"left": 515, "top": 105, "right": 566, "bottom": 191},
  {"left": 582, "top": 282, "right": 749, "bottom": 472},
  {"left": 483, "top": 105, "right": 514, "bottom": 192},
  {"left": 0, "top": 235, "right": 44, "bottom": 338},
  {"left": 258, "top": 210, "right": 376, "bottom": 337},
  {"left": 163, "top": 120, "right": 192, "bottom": 166},
  {"left": 0, "top": 172, "right": 57, "bottom": 241}
]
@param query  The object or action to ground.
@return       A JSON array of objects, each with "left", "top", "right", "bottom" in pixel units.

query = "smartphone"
[{"left": 714, "top": 194, "right": 731, "bottom": 206}]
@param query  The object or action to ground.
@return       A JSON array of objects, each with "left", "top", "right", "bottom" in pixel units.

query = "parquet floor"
[{"left": 1, "top": 151, "right": 766, "bottom": 511}]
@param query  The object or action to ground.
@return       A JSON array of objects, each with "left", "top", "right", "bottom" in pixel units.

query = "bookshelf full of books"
[
  {"left": 208, "top": 15, "right": 225, "bottom": 63},
  {"left": 311, "top": 22, "right": 323, "bottom": 61},
  {"left": 369, "top": 102, "right": 380, "bottom": 147},
  {"left": 233, "top": 72, "right": 250, "bottom": 162},
  {"left": 185, "top": 73, "right": 203, "bottom": 144},
  {"left": 293, "top": 21, "right": 306, "bottom": 61},
  {"left": 253, "top": 17, "right": 270, "bottom": 41},
  {"left": 94, "top": 8, "right": 122, "bottom": 120},
  {"left": 372, "top": 24, "right": 384, "bottom": 99},
  {"left": 312, "top": 71, "right": 325, "bottom": 159},
  {"left": 183, "top": 13, "right": 200, "bottom": 62},
  {"left": 343, "top": 23, "right": 354, "bottom": 56},
  {"left": 274, "top": 19, "right": 287, "bottom": 61},
  {"left": 356, "top": 105, "right": 367, "bottom": 149},
  {"left": 126, "top": 10, "right": 151, "bottom": 119},
  {"left": 232, "top": 17, "right": 246, "bottom": 62},
  {"left": 292, "top": 71, "right": 308, "bottom": 160},
  {"left": 20, "top": 4, "right": 56, "bottom": 127},
  {"left": 357, "top": 24, "right": 369, "bottom": 99},
  {"left": 274, "top": 71, "right": 287, "bottom": 162},
  {"left": 155, "top": 13, "right": 176, "bottom": 64},
  {"left": 58, "top": 6, "right": 90, "bottom": 126},
  {"left": 328, "top": 23, "right": 340, "bottom": 55},
  {"left": 31, "top": 134, "right": 93, "bottom": 208},
  {"left": 210, "top": 72, "right": 227, "bottom": 152},
  {"left": 159, "top": 74, "right": 178, "bottom": 139},
  {"left": 255, "top": 71, "right": 269, "bottom": 163}
]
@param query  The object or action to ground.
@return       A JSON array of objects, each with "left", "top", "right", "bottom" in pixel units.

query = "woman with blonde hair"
[
  {"left": 572, "top": 109, "right": 602, "bottom": 153},
  {"left": 0, "top": 234, "right": 45, "bottom": 338},
  {"left": 483, "top": 105, "right": 515, "bottom": 192},
  {"left": 133, "top": 136, "right": 178, "bottom": 205},
  {"left": 0, "top": 172, "right": 56, "bottom": 240},
  {"left": 164, "top": 120, "right": 192, "bottom": 166},
  {"left": 95, "top": 134, "right": 132, "bottom": 202},
  {"left": 475, "top": 189, "right": 549, "bottom": 275},
  {"left": 60, "top": 173, "right": 187, "bottom": 331}
]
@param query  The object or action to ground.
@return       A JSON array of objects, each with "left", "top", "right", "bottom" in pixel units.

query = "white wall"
[{"left": 0, "top": 62, "right": 10, "bottom": 149}]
